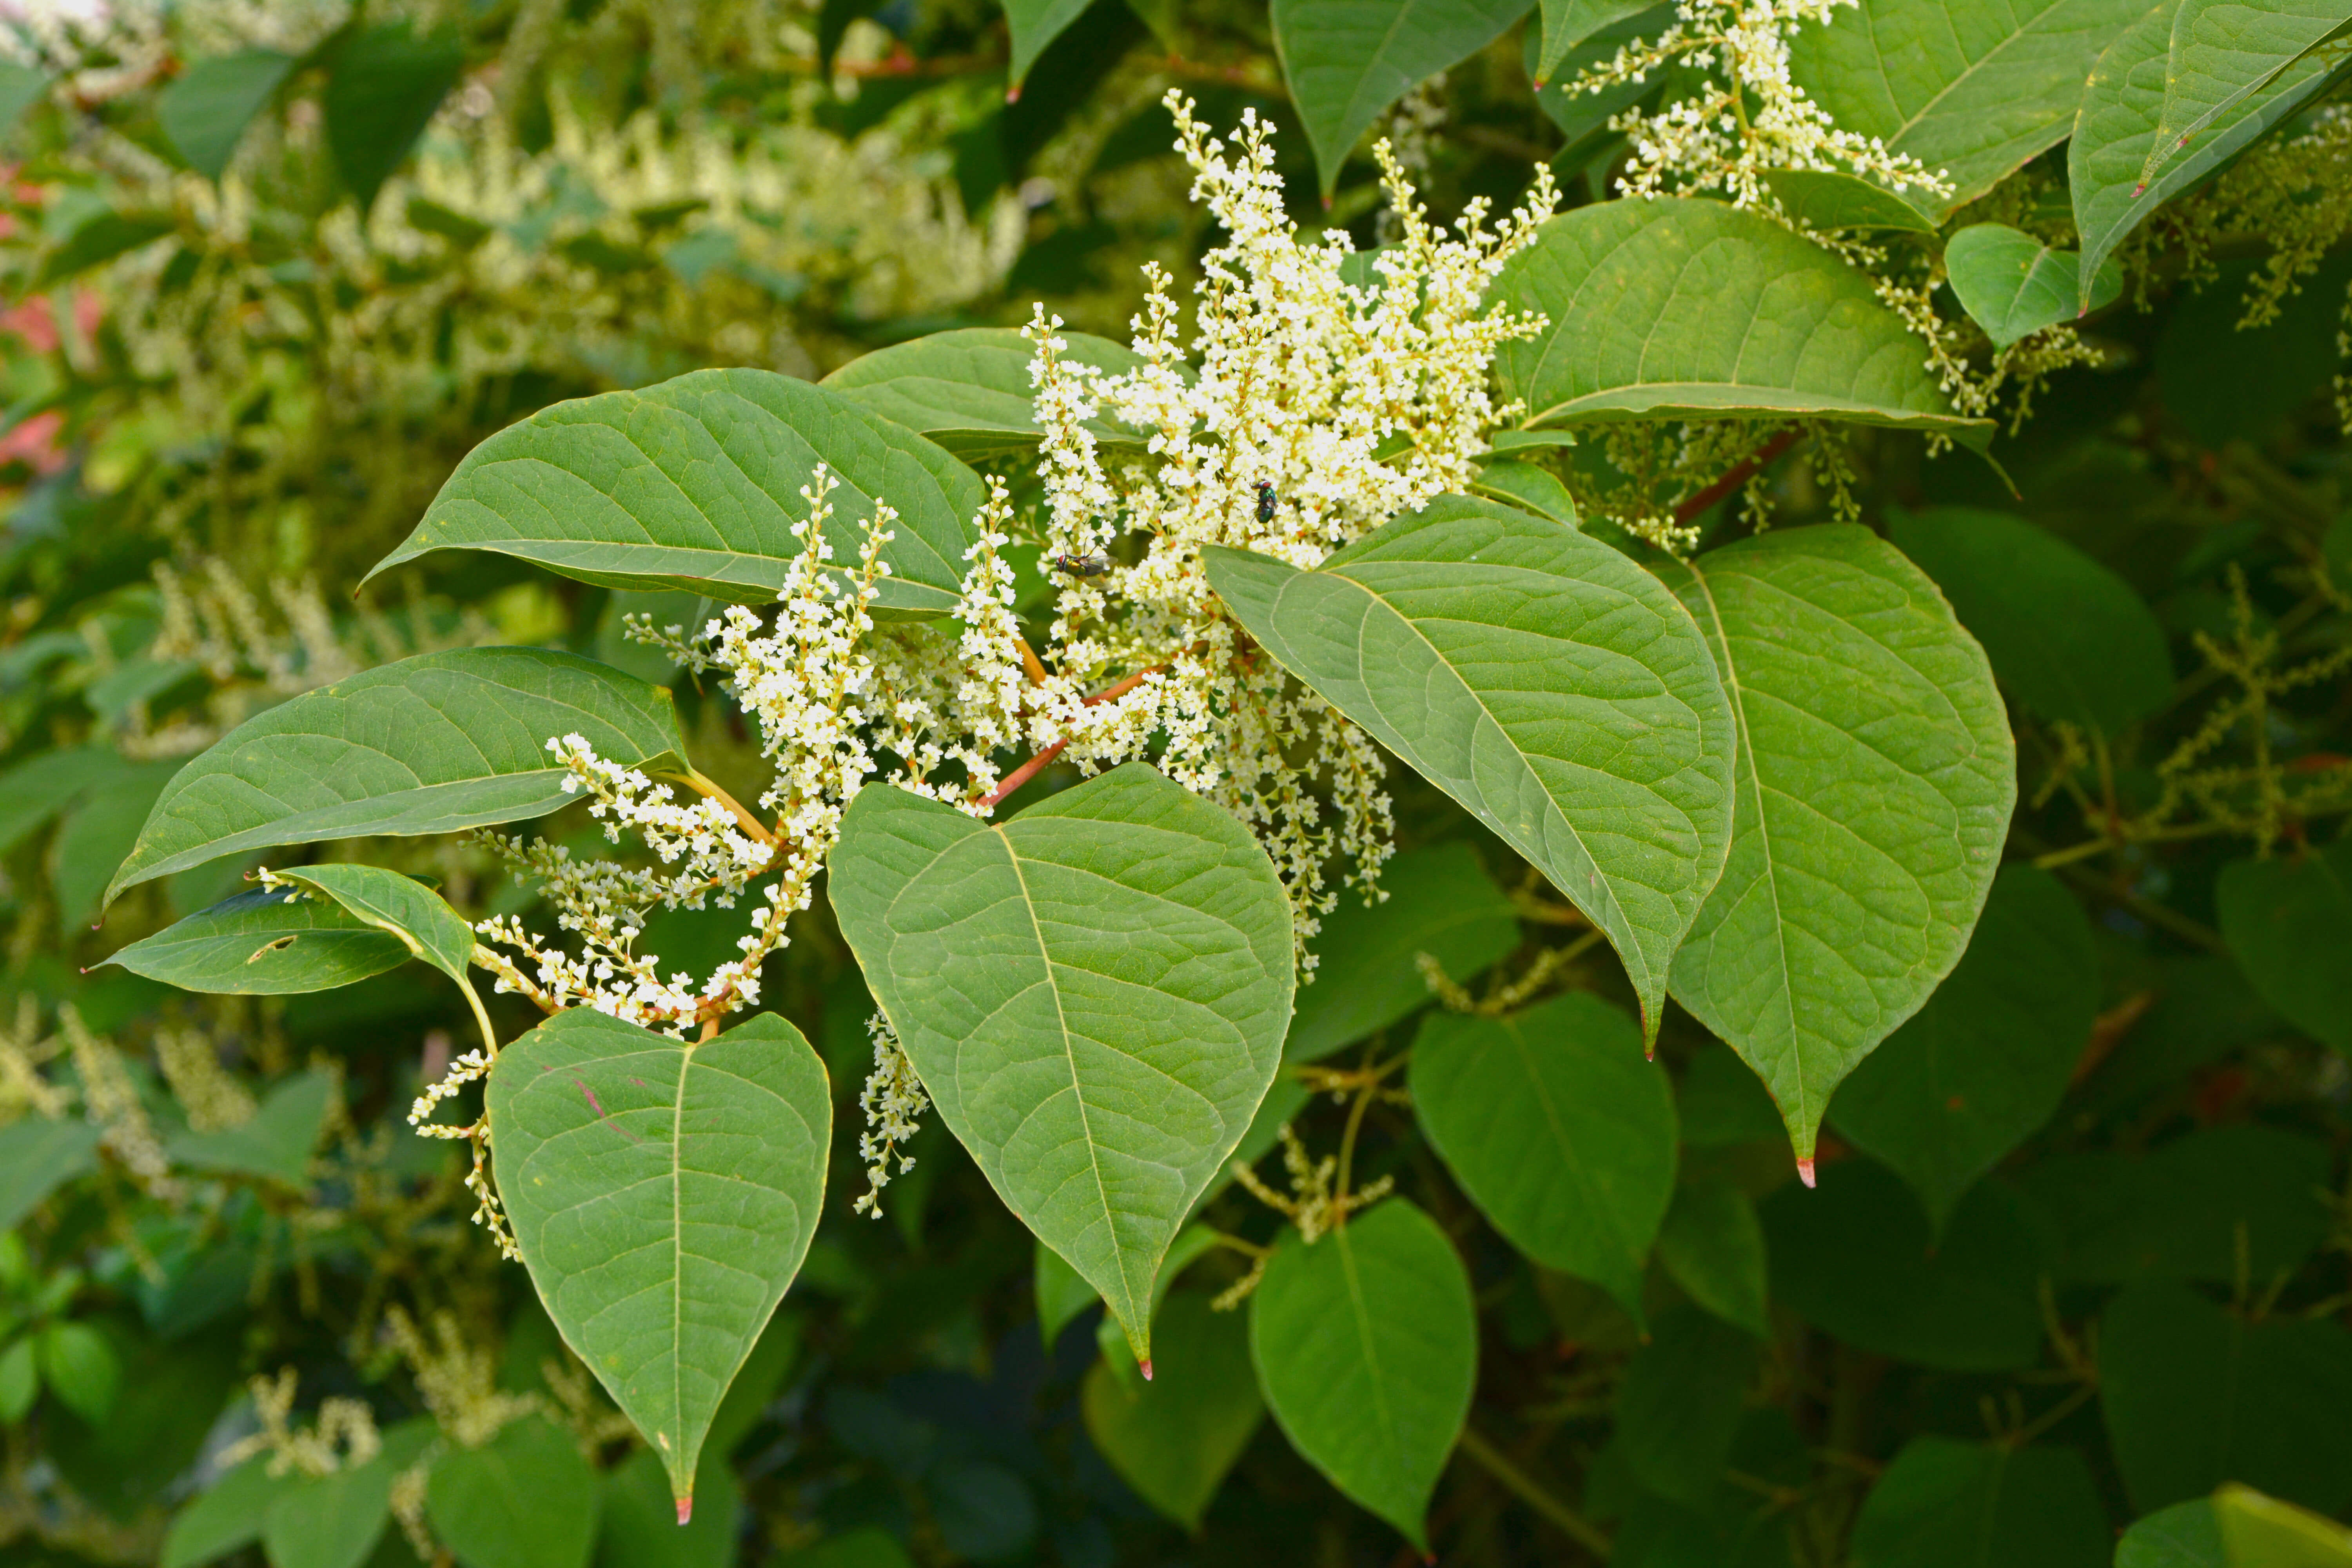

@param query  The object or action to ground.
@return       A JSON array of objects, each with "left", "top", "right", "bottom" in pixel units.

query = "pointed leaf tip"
[
  {"left": 1138, "top": 1358, "right": 1153, "bottom": 1382},
  {"left": 1797, "top": 1158, "right": 1817, "bottom": 1188},
  {"left": 676, "top": 1496, "right": 692, "bottom": 1526},
  {"left": 1005, "top": 83, "right": 1020, "bottom": 103}
]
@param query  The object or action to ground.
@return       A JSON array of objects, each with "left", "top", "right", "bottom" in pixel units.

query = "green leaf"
[
  {"left": 1827, "top": 865, "right": 2098, "bottom": 1231},
  {"left": 33, "top": 209, "right": 177, "bottom": 290},
  {"left": 1848, "top": 1438, "right": 2111, "bottom": 1568},
  {"left": 1888, "top": 506, "right": 2175, "bottom": 735},
  {"left": 1657, "top": 524, "right": 2016, "bottom": 1167},
  {"left": 159, "top": 51, "right": 296, "bottom": 180},
  {"left": 596, "top": 1447, "right": 743, "bottom": 1568},
  {"left": 1272, "top": 0, "right": 1535, "bottom": 196},
  {"left": 2218, "top": 837, "right": 2352, "bottom": 1053},
  {"left": 2117, "top": 1500, "right": 2224, "bottom": 1568},
  {"left": 426, "top": 1416, "right": 600, "bottom": 1568},
  {"left": 263, "top": 1460, "right": 395, "bottom": 1568},
  {"left": 273, "top": 865, "right": 476, "bottom": 987},
  {"left": 1533, "top": 0, "right": 1659, "bottom": 82},
  {"left": 820, "top": 326, "right": 1145, "bottom": 461},
  {"left": 1469, "top": 458, "right": 1579, "bottom": 527},
  {"left": 36, "top": 1321, "right": 116, "bottom": 1422},
  {"left": 1675, "top": 1042, "right": 1788, "bottom": 1149},
  {"left": 2101, "top": 1280, "right": 2352, "bottom": 1515},
  {"left": 1788, "top": 0, "right": 2152, "bottom": 215},
  {"left": 1082, "top": 1291, "right": 1265, "bottom": 1530},
  {"left": 831, "top": 762, "right": 1292, "bottom": 1365},
  {"left": 1249, "top": 1200, "right": 1477, "bottom": 1549},
  {"left": 1615, "top": 1305, "right": 1758, "bottom": 1507},
  {"left": 103, "top": 887, "right": 412, "bottom": 996},
  {"left": 2071, "top": 0, "right": 2346, "bottom": 309},
  {"left": 0, "top": 60, "right": 48, "bottom": 132},
  {"left": 777, "top": 1529, "right": 915, "bottom": 1568},
  {"left": 2141, "top": 0, "right": 2352, "bottom": 195},
  {"left": 324, "top": 23, "right": 464, "bottom": 211},
  {"left": 2216, "top": 1485, "right": 2352, "bottom": 1567},
  {"left": 487, "top": 1009, "right": 829, "bottom": 1515},
  {"left": 1654, "top": 1181, "right": 1770, "bottom": 1338},
  {"left": 162, "top": 1461, "right": 298, "bottom": 1568},
  {"left": 1489, "top": 200, "right": 1990, "bottom": 444},
  {"left": 1205, "top": 495, "right": 1735, "bottom": 1046},
  {"left": 1006, "top": 0, "right": 1099, "bottom": 93},
  {"left": 1410, "top": 993, "right": 1677, "bottom": 1320},
  {"left": 169, "top": 1068, "right": 336, "bottom": 1185},
  {"left": 1759, "top": 169, "right": 1943, "bottom": 232},
  {"left": 54, "top": 760, "right": 183, "bottom": 929},
  {"left": 1092, "top": 1223, "right": 1224, "bottom": 1386},
  {"left": 1943, "top": 223, "right": 2124, "bottom": 347},
  {"left": 1036, "top": 1238, "right": 1102, "bottom": 1351},
  {"left": 105, "top": 647, "right": 688, "bottom": 903},
  {"left": 1287, "top": 841, "right": 1520, "bottom": 1063},
  {"left": 0, "top": 1118, "right": 102, "bottom": 1232},
  {"left": 0, "top": 746, "right": 125, "bottom": 855},
  {"left": 367, "top": 369, "right": 984, "bottom": 619},
  {"left": 2021, "top": 1125, "right": 2334, "bottom": 1287},
  {"left": 0, "top": 1337, "right": 34, "bottom": 1424},
  {"left": 1763, "top": 1161, "right": 2046, "bottom": 1370},
  {"left": 1526, "top": 7, "right": 1671, "bottom": 146}
]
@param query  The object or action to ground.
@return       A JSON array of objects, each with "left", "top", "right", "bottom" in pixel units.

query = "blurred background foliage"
[{"left": 1, "top": 2, "right": 2350, "bottom": 1566}]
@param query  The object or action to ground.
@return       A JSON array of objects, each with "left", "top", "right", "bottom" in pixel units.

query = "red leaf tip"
[
  {"left": 1138, "top": 1358, "right": 1154, "bottom": 1381},
  {"left": 1796, "top": 1157, "right": 1817, "bottom": 1188},
  {"left": 1005, "top": 83, "right": 1022, "bottom": 104},
  {"left": 676, "top": 1497, "right": 693, "bottom": 1526}
]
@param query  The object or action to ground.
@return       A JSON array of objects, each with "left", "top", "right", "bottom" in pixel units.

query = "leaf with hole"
[
  {"left": 830, "top": 762, "right": 1293, "bottom": 1366},
  {"left": 1489, "top": 199, "right": 1990, "bottom": 445},
  {"left": 105, "top": 647, "right": 688, "bottom": 904},
  {"left": 1411, "top": 992, "right": 1676, "bottom": 1321},
  {"left": 487, "top": 1009, "right": 829, "bottom": 1517},
  {"left": 1205, "top": 495, "right": 1734, "bottom": 1047},
  {"left": 103, "top": 886, "right": 412, "bottom": 995},
  {"left": 367, "top": 369, "right": 985, "bottom": 619},
  {"left": 1943, "top": 223, "right": 2123, "bottom": 347},
  {"left": 1250, "top": 1200, "right": 1476, "bottom": 1549},
  {"left": 1656, "top": 525, "right": 2015, "bottom": 1167}
]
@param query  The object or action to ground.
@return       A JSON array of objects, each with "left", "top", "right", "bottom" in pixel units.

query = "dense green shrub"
[{"left": 4, "top": 3, "right": 2352, "bottom": 1566}]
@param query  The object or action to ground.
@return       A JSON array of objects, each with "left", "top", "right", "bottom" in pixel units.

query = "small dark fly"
[
  {"left": 1050, "top": 553, "right": 1112, "bottom": 577},
  {"left": 1255, "top": 481, "right": 1277, "bottom": 524}
]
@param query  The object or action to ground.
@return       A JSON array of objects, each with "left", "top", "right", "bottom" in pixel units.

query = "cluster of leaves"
[{"left": 3, "top": 2, "right": 2352, "bottom": 1568}]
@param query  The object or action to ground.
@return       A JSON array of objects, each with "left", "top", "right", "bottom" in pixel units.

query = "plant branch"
[
  {"left": 982, "top": 664, "right": 1166, "bottom": 809},
  {"left": 1455, "top": 1427, "right": 1612, "bottom": 1558},
  {"left": 1674, "top": 428, "right": 1801, "bottom": 526}
]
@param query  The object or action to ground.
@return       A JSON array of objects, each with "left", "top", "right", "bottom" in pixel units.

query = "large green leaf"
[
  {"left": 261, "top": 1459, "right": 396, "bottom": 1568},
  {"left": 1657, "top": 525, "right": 2015, "bottom": 1167},
  {"left": 1005, "top": 0, "right": 1096, "bottom": 92},
  {"left": 2117, "top": 1501, "right": 2224, "bottom": 1568},
  {"left": 366, "top": 370, "right": 985, "bottom": 619},
  {"left": 159, "top": 50, "right": 295, "bottom": 180},
  {"left": 1888, "top": 507, "right": 2174, "bottom": 735},
  {"left": 274, "top": 865, "right": 476, "bottom": 987},
  {"left": 1410, "top": 993, "right": 1676, "bottom": 1320},
  {"left": 0, "top": 745, "right": 127, "bottom": 854},
  {"left": 1286, "top": 840, "right": 1519, "bottom": 1063},
  {"left": 1762, "top": 169, "right": 1943, "bottom": 233},
  {"left": 1205, "top": 496, "right": 1735, "bottom": 1046},
  {"left": 103, "top": 886, "right": 411, "bottom": 995},
  {"left": 1654, "top": 1180, "right": 1770, "bottom": 1337},
  {"left": 1533, "top": 0, "right": 1660, "bottom": 82},
  {"left": 2216, "top": 1486, "right": 2352, "bottom": 1567},
  {"left": 1249, "top": 1200, "right": 1476, "bottom": 1549},
  {"left": 2217, "top": 837, "right": 2352, "bottom": 1053},
  {"left": 829, "top": 762, "right": 1292, "bottom": 1364},
  {"left": 2141, "top": 0, "right": 2352, "bottom": 194},
  {"left": 169, "top": 1068, "right": 337, "bottom": 1185},
  {"left": 1081, "top": 1291, "right": 1265, "bottom": 1530},
  {"left": 1614, "top": 1305, "right": 1758, "bottom": 1506},
  {"left": 0, "top": 1118, "right": 102, "bottom": 1233},
  {"left": 820, "top": 327, "right": 1147, "bottom": 462},
  {"left": 1848, "top": 1438, "right": 2111, "bottom": 1568},
  {"left": 104, "top": 647, "right": 688, "bottom": 903},
  {"left": 1788, "top": 0, "right": 2151, "bottom": 214},
  {"left": 2072, "top": 0, "right": 2348, "bottom": 307},
  {"left": 323, "top": 23, "right": 463, "bottom": 210},
  {"left": 2101, "top": 1280, "right": 2352, "bottom": 1515},
  {"left": 55, "top": 760, "right": 182, "bottom": 929},
  {"left": 426, "top": 1416, "right": 600, "bottom": 1568},
  {"left": 1943, "top": 223, "right": 2124, "bottom": 347},
  {"left": 1271, "top": 0, "right": 1535, "bottom": 196},
  {"left": 487, "top": 1009, "right": 829, "bottom": 1515},
  {"left": 1827, "top": 865, "right": 2098, "bottom": 1230},
  {"left": 2020, "top": 1125, "right": 2334, "bottom": 1286},
  {"left": 0, "top": 60, "right": 47, "bottom": 132},
  {"left": 160, "top": 1459, "right": 296, "bottom": 1568},
  {"left": 1488, "top": 200, "right": 1990, "bottom": 444},
  {"left": 597, "top": 1447, "right": 743, "bottom": 1568}
]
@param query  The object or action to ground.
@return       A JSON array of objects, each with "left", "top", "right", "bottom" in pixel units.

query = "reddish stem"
[
  {"left": 981, "top": 665, "right": 1165, "bottom": 810},
  {"left": 1675, "top": 428, "right": 1803, "bottom": 526}
]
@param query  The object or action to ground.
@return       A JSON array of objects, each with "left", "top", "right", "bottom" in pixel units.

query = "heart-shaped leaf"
[
  {"left": 1828, "top": 864, "right": 2098, "bottom": 1231},
  {"left": 1850, "top": 1438, "right": 2112, "bottom": 1568},
  {"left": 822, "top": 327, "right": 1147, "bottom": 462},
  {"left": 1082, "top": 1292, "right": 1265, "bottom": 1530},
  {"left": 1656, "top": 525, "right": 2015, "bottom": 1168},
  {"left": 1944, "top": 222, "right": 2123, "bottom": 346},
  {"left": 426, "top": 1416, "right": 600, "bottom": 1568},
  {"left": 103, "top": 886, "right": 410, "bottom": 995},
  {"left": 1250, "top": 1200, "right": 1476, "bottom": 1549},
  {"left": 1788, "top": 0, "right": 2152, "bottom": 216},
  {"left": 1272, "top": 0, "right": 1535, "bottom": 196},
  {"left": 1410, "top": 992, "right": 1677, "bottom": 1320},
  {"left": 105, "top": 647, "right": 687, "bottom": 904},
  {"left": 366, "top": 369, "right": 984, "bottom": 619},
  {"left": 829, "top": 762, "right": 1294, "bottom": 1365},
  {"left": 2217, "top": 835, "right": 2352, "bottom": 1054},
  {"left": 1204, "top": 495, "right": 1735, "bottom": 1046},
  {"left": 1488, "top": 199, "right": 1991, "bottom": 445},
  {"left": 486, "top": 1009, "right": 830, "bottom": 1515}
]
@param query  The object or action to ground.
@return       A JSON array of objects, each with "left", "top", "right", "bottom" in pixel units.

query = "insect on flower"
[
  {"left": 1050, "top": 553, "right": 1112, "bottom": 577},
  {"left": 1255, "top": 481, "right": 1277, "bottom": 524}
]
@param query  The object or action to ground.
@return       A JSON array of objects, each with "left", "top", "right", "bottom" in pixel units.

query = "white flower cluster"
[
  {"left": 852, "top": 1011, "right": 930, "bottom": 1219},
  {"left": 1568, "top": 0, "right": 1951, "bottom": 209}
]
